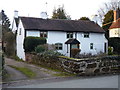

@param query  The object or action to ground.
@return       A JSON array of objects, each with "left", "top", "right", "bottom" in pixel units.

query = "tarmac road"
[{"left": 16, "top": 75, "right": 119, "bottom": 88}]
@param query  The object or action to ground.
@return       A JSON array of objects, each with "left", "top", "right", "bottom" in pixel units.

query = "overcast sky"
[{"left": 1, "top": 0, "right": 110, "bottom": 24}]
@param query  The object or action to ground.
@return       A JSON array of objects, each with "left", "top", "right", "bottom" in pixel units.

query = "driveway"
[{"left": 2, "top": 57, "right": 68, "bottom": 87}]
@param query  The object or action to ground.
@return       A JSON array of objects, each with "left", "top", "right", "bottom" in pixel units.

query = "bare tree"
[{"left": 97, "top": 0, "right": 120, "bottom": 24}]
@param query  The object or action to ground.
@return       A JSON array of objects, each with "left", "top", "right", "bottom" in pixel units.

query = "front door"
[{"left": 70, "top": 44, "right": 79, "bottom": 57}]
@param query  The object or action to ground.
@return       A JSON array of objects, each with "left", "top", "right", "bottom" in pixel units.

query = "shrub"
[
  {"left": 35, "top": 45, "right": 46, "bottom": 53},
  {"left": 108, "top": 47, "right": 113, "bottom": 55},
  {"left": 24, "top": 37, "right": 46, "bottom": 52},
  {"left": 108, "top": 38, "right": 120, "bottom": 54},
  {"left": 71, "top": 48, "right": 80, "bottom": 58},
  {"left": 4, "top": 32, "right": 15, "bottom": 56}
]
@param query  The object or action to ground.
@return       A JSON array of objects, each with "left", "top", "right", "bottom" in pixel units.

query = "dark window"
[
  {"left": 19, "top": 28, "right": 21, "bottom": 35},
  {"left": 67, "top": 32, "right": 73, "bottom": 38},
  {"left": 55, "top": 43, "right": 62, "bottom": 50},
  {"left": 40, "top": 31, "right": 47, "bottom": 38},
  {"left": 84, "top": 33, "right": 89, "bottom": 38},
  {"left": 90, "top": 43, "right": 93, "bottom": 49}
]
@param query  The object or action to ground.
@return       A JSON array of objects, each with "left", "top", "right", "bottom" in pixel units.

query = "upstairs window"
[
  {"left": 40, "top": 31, "right": 47, "bottom": 38},
  {"left": 67, "top": 32, "right": 73, "bottom": 38},
  {"left": 84, "top": 32, "right": 89, "bottom": 38},
  {"left": 90, "top": 43, "right": 93, "bottom": 49},
  {"left": 55, "top": 43, "right": 62, "bottom": 50}
]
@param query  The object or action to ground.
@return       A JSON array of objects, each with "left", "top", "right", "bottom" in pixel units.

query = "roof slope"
[
  {"left": 20, "top": 17, "right": 105, "bottom": 33},
  {"left": 109, "top": 18, "right": 120, "bottom": 29}
]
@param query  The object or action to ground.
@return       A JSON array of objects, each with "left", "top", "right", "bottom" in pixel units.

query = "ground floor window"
[
  {"left": 55, "top": 43, "right": 62, "bottom": 50},
  {"left": 90, "top": 43, "right": 93, "bottom": 49}
]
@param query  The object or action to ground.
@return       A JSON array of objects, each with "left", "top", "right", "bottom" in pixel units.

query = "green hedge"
[
  {"left": 24, "top": 37, "right": 46, "bottom": 52},
  {"left": 108, "top": 38, "right": 120, "bottom": 54}
]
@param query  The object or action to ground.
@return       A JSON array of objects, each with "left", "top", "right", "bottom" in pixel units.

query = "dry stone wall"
[{"left": 59, "top": 56, "right": 120, "bottom": 75}]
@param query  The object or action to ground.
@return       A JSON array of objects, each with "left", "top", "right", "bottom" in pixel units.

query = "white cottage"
[
  {"left": 109, "top": 9, "right": 120, "bottom": 38},
  {"left": 12, "top": 16, "right": 108, "bottom": 61}
]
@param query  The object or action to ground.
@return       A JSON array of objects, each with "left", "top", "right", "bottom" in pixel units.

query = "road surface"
[{"left": 15, "top": 75, "right": 119, "bottom": 88}]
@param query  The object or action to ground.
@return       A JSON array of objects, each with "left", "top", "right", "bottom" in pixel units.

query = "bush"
[
  {"left": 71, "top": 48, "right": 80, "bottom": 58},
  {"left": 35, "top": 45, "right": 46, "bottom": 53},
  {"left": 24, "top": 37, "right": 46, "bottom": 52},
  {"left": 108, "top": 47, "right": 113, "bottom": 55},
  {"left": 4, "top": 32, "right": 15, "bottom": 56},
  {"left": 108, "top": 38, "right": 120, "bottom": 54}
]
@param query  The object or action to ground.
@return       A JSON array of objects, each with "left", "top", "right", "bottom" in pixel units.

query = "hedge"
[{"left": 24, "top": 36, "right": 46, "bottom": 52}]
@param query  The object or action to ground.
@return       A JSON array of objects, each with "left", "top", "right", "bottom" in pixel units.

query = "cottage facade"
[
  {"left": 109, "top": 9, "right": 120, "bottom": 38},
  {"left": 12, "top": 16, "right": 108, "bottom": 61}
]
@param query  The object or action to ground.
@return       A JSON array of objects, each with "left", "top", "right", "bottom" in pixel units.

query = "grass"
[{"left": 8, "top": 65, "right": 36, "bottom": 78}]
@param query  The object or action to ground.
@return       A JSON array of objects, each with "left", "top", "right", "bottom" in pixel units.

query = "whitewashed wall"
[
  {"left": 16, "top": 19, "right": 25, "bottom": 61},
  {"left": 77, "top": 33, "right": 107, "bottom": 55},
  {"left": 109, "top": 28, "right": 120, "bottom": 38}
]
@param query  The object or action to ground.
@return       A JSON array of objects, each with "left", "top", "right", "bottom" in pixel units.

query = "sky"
[{"left": 1, "top": 0, "right": 110, "bottom": 25}]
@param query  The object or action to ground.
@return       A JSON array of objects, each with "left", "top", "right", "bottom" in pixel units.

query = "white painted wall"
[
  {"left": 109, "top": 28, "right": 120, "bottom": 38},
  {"left": 77, "top": 32, "right": 107, "bottom": 55},
  {"left": 26, "top": 31, "right": 40, "bottom": 37},
  {"left": 16, "top": 19, "right": 25, "bottom": 61}
]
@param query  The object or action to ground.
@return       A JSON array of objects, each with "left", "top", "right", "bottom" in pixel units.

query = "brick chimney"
[{"left": 114, "top": 9, "right": 120, "bottom": 22}]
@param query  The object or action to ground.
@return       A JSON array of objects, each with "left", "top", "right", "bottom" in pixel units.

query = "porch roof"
[{"left": 65, "top": 39, "right": 80, "bottom": 44}]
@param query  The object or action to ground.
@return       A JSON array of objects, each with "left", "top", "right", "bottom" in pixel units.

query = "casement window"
[
  {"left": 84, "top": 32, "right": 89, "bottom": 38},
  {"left": 55, "top": 43, "right": 62, "bottom": 50},
  {"left": 19, "top": 28, "right": 22, "bottom": 35},
  {"left": 67, "top": 32, "right": 73, "bottom": 38},
  {"left": 40, "top": 31, "right": 47, "bottom": 38},
  {"left": 90, "top": 43, "right": 93, "bottom": 49}
]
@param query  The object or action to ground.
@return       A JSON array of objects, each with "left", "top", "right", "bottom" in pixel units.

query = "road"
[{"left": 16, "top": 75, "right": 119, "bottom": 88}]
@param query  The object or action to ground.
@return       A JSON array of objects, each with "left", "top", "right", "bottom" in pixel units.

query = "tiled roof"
[
  {"left": 20, "top": 17, "right": 105, "bottom": 33},
  {"left": 109, "top": 18, "right": 120, "bottom": 29}
]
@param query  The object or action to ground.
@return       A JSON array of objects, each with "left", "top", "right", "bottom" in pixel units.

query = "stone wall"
[
  {"left": 26, "top": 53, "right": 120, "bottom": 75},
  {"left": 59, "top": 56, "right": 120, "bottom": 75}
]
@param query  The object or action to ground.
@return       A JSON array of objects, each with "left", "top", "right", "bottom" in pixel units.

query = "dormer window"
[
  {"left": 84, "top": 32, "right": 89, "bottom": 38},
  {"left": 40, "top": 31, "right": 47, "bottom": 38},
  {"left": 67, "top": 32, "right": 73, "bottom": 38}
]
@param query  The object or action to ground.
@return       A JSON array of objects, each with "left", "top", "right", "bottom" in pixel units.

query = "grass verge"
[{"left": 8, "top": 65, "right": 36, "bottom": 78}]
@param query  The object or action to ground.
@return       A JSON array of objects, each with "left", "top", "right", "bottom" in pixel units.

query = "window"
[
  {"left": 55, "top": 43, "right": 62, "bottom": 50},
  {"left": 19, "top": 28, "right": 21, "bottom": 35},
  {"left": 40, "top": 31, "right": 47, "bottom": 38},
  {"left": 84, "top": 33, "right": 89, "bottom": 38},
  {"left": 115, "top": 30, "right": 118, "bottom": 35},
  {"left": 90, "top": 43, "right": 93, "bottom": 49},
  {"left": 67, "top": 32, "right": 73, "bottom": 38}
]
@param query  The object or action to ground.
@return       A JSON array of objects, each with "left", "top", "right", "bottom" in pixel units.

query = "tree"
[
  {"left": 102, "top": 10, "right": 114, "bottom": 39},
  {"left": 97, "top": 0, "right": 120, "bottom": 24},
  {"left": 1, "top": 10, "right": 11, "bottom": 51},
  {"left": 52, "top": 6, "right": 70, "bottom": 19},
  {"left": 79, "top": 17, "right": 90, "bottom": 20}
]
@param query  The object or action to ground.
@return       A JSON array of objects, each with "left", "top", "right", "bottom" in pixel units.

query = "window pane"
[
  {"left": 55, "top": 43, "right": 62, "bottom": 50},
  {"left": 90, "top": 43, "right": 93, "bottom": 49},
  {"left": 84, "top": 33, "right": 89, "bottom": 38}
]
